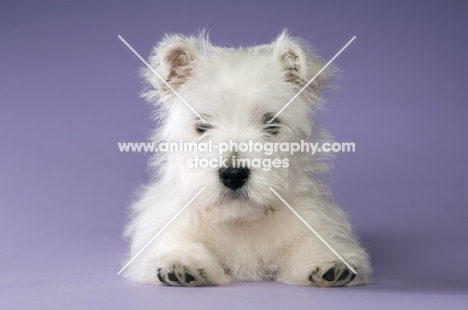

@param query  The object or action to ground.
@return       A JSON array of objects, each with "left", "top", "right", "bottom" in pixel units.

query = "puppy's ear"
[
  {"left": 272, "top": 30, "right": 332, "bottom": 94},
  {"left": 142, "top": 32, "right": 210, "bottom": 102}
]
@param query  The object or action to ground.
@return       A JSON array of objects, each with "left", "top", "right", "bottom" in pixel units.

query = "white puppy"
[{"left": 123, "top": 31, "right": 371, "bottom": 287}]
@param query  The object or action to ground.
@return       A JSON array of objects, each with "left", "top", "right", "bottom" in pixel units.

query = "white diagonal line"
[
  {"left": 118, "top": 35, "right": 207, "bottom": 123},
  {"left": 269, "top": 187, "right": 357, "bottom": 274},
  {"left": 117, "top": 187, "right": 206, "bottom": 275},
  {"left": 268, "top": 36, "right": 356, "bottom": 124}
]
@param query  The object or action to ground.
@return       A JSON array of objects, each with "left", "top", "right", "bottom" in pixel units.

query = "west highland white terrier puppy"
[{"left": 123, "top": 31, "right": 371, "bottom": 287}]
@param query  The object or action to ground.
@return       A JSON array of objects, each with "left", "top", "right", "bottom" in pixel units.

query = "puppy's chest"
[{"left": 205, "top": 224, "right": 290, "bottom": 265}]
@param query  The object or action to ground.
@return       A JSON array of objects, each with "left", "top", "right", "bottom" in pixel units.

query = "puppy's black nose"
[{"left": 219, "top": 167, "right": 250, "bottom": 190}]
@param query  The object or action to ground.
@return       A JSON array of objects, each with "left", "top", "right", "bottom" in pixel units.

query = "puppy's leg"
[{"left": 276, "top": 236, "right": 371, "bottom": 287}]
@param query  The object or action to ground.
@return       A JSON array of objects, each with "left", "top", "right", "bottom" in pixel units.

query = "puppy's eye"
[
  {"left": 196, "top": 123, "right": 213, "bottom": 134},
  {"left": 262, "top": 113, "right": 280, "bottom": 135}
]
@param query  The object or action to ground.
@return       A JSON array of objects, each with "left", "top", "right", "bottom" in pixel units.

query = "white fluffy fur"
[{"left": 123, "top": 30, "right": 371, "bottom": 287}]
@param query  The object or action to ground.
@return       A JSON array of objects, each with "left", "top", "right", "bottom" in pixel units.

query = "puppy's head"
[{"left": 143, "top": 30, "right": 332, "bottom": 223}]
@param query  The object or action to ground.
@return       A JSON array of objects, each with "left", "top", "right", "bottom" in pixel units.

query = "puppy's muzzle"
[{"left": 219, "top": 167, "right": 250, "bottom": 191}]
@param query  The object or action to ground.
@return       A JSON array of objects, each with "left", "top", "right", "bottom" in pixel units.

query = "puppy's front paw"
[
  {"left": 308, "top": 262, "right": 357, "bottom": 287},
  {"left": 153, "top": 245, "right": 230, "bottom": 286},
  {"left": 157, "top": 265, "right": 208, "bottom": 287}
]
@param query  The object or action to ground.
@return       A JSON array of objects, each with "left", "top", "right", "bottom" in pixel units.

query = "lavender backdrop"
[{"left": 1, "top": 0, "right": 467, "bottom": 309}]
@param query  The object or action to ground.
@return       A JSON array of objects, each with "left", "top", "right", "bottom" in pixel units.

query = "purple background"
[{"left": 1, "top": 0, "right": 468, "bottom": 309}]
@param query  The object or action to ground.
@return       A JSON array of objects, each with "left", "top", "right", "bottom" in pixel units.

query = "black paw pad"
[
  {"left": 168, "top": 272, "right": 180, "bottom": 283},
  {"left": 157, "top": 268, "right": 166, "bottom": 284},
  {"left": 322, "top": 267, "right": 336, "bottom": 281},
  {"left": 338, "top": 269, "right": 350, "bottom": 281},
  {"left": 184, "top": 272, "right": 195, "bottom": 283}
]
